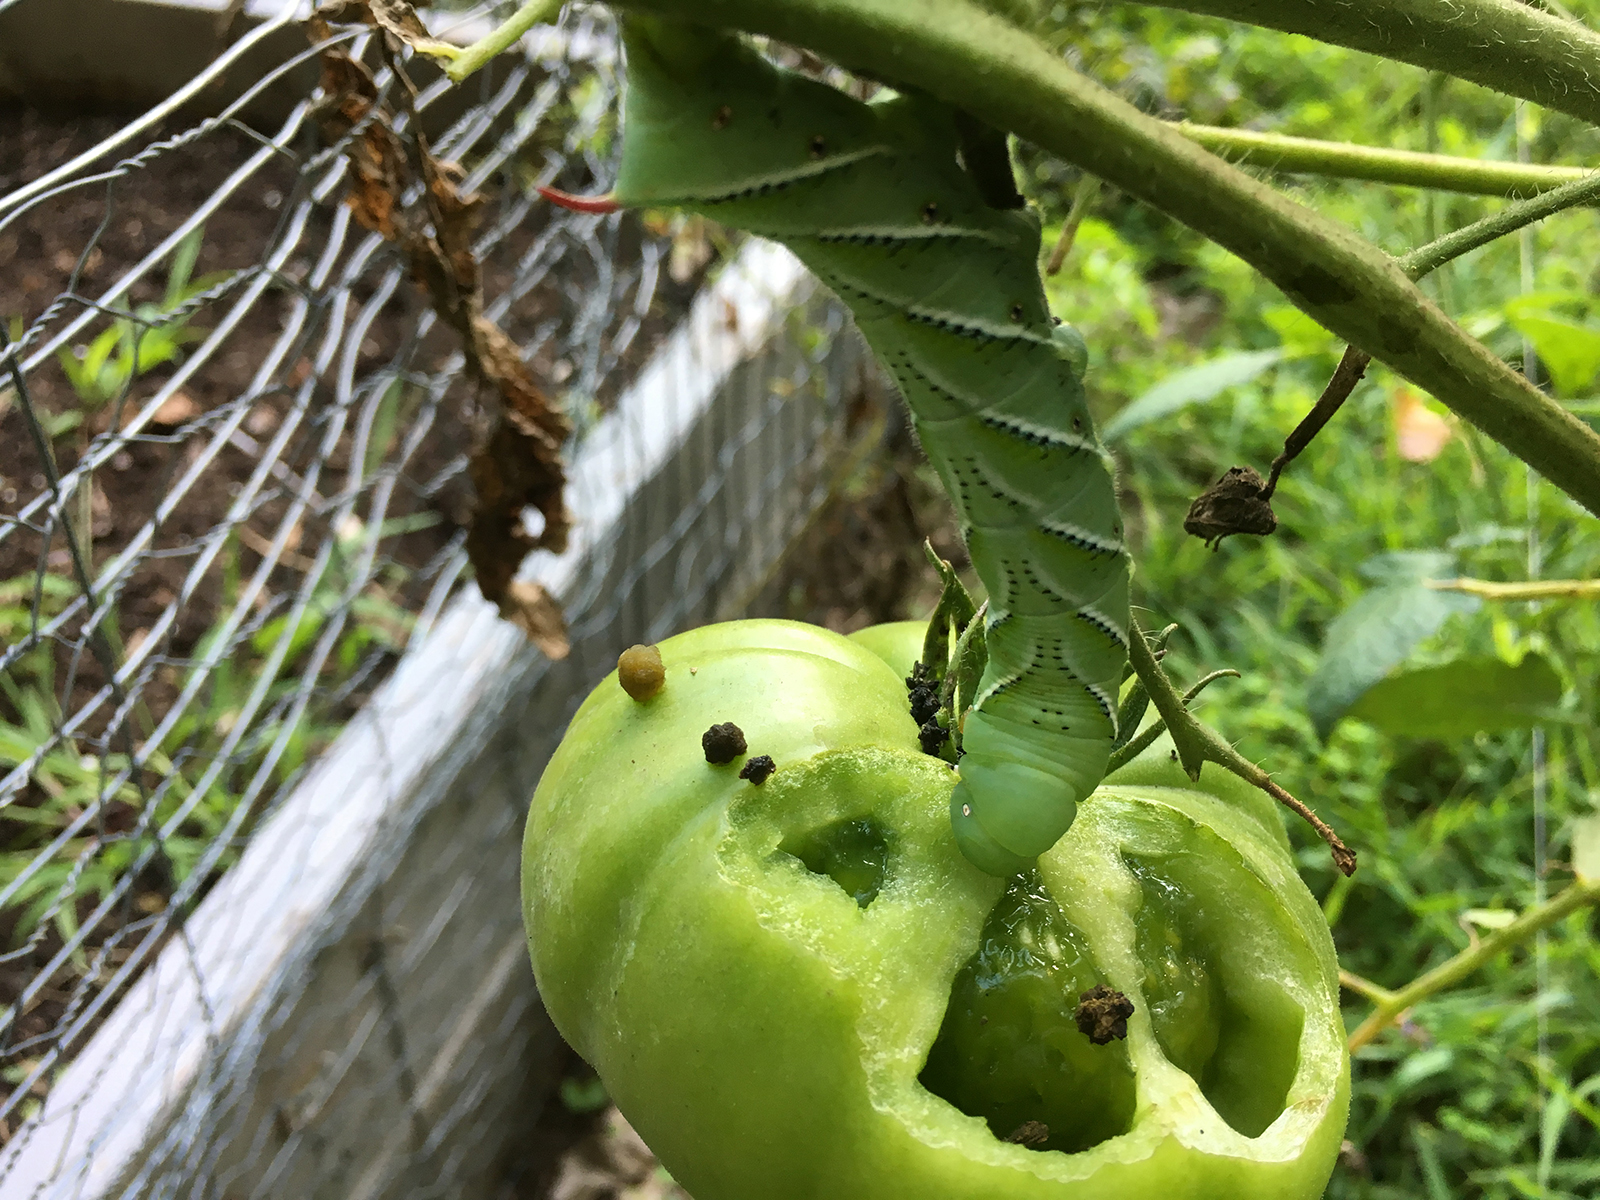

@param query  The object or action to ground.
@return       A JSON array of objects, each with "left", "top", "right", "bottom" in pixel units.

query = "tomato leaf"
[
  {"left": 1505, "top": 312, "right": 1600, "bottom": 396},
  {"left": 1306, "top": 551, "right": 1480, "bottom": 739},
  {"left": 1347, "top": 654, "right": 1565, "bottom": 739},
  {"left": 1101, "top": 349, "right": 1282, "bottom": 441}
]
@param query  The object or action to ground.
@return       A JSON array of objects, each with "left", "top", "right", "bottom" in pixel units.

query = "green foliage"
[
  {"left": 1027, "top": 10, "right": 1600, "bottom": 1197},
  {"left": 0, "top": 515, "right": 422, "bottom": 951},
  {"left": 1349, "top": 655, "right": 1567, "bottom": 741},
  {"left": 54, "top": 227, "right": 221, "bottom": 415},
  {"left": 1101, "top": 348, "right": 1284, "bottom": 442},
  {"left": 1304, "top": 552, "right": 1482, "bottom": 739}
]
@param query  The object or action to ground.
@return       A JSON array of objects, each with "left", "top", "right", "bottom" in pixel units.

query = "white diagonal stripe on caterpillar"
[
  {"left": 676, "top": 146, "right": 891, "bottom": 207},
  {"left": 1038, "top": 520, "right": 1125, "bottom": 557},
  {"left": 971, "top": 670, "right": 1028, "bottom": 710},
  {"left": 1082, "top": 681, "right": 1119, "bottom": 729},
  {"left": 812, "top": 226, "right": 1011, "bottom": 247},
  {"left": 885, "top": 348, "right": 1069, "bottom": 424},
  {"left": 822, "top": 275, "right": 1057, "bottom": 346},
  {"left": 979, "top": 412, "right": 1099, "bottom": 454},
  {"left": 1074, "top": 605, "right": 1130, "bottom": 650}
]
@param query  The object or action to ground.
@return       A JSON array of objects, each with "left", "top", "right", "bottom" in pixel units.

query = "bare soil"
[{"left": 0, "top": 99, "right": 699, "bottom": 1132}]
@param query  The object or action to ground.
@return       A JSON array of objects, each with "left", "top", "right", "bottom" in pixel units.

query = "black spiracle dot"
[
  {"left": 921, "top": 201, "right": 940, "bottom": 224},
  {"left": 809, "top": 134, "right": 827, "bottom": 159},
  {"left": 712, "top": 104, "right": 733, "bottom": 130},
  {"left": 1009, "top": 303, "right": 1025, "bottom": 322}
]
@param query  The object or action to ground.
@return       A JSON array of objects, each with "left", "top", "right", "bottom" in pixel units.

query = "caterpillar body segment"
[{"left": 616, "top": 18, "right": 1131, "bottom": 876}]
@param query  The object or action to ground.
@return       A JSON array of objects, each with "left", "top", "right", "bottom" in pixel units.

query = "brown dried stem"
[
  {"left": 1260, "top": 345, "right": 1371, "bottom": 500},
  {"left": 1127, "top": 621, "right": 1357, "bottom": 875}
]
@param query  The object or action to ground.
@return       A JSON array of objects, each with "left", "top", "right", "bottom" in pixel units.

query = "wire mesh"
[{"left": 0, "top": 6, "right": 872, "bottom": 1193}]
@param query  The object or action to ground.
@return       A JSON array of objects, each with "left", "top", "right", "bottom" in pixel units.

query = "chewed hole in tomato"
[
  {"left": 919, "top": 871, "right": 1136, "bottom": 1153},
  {"left": 778, "top": 816, "right": 890, "bottom": 909},
  {"left": 1126, "top": 852, "right": 1304, "bottom": 1138}
]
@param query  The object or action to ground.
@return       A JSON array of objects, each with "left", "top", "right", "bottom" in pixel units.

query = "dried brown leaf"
[
  {"left": 498, "top": 580, "right": 570, "bottom": 660},
  {"left": 314, "top": 0, "right": 457, "bottom": 56},
  {"left": 308, "top": 19, "right": 407, "bottom": 238},
  {"left": 308, "top": 2, "right": 575, "bottom": 649}
]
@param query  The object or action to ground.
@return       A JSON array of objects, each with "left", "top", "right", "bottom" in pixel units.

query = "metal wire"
[{"left": 0, "top": 0, "right": 656, "bottom": 1151}]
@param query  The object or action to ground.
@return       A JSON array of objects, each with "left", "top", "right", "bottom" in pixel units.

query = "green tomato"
[{"left": 523, "top": 619, "right": 1348, "bottom": 1199}]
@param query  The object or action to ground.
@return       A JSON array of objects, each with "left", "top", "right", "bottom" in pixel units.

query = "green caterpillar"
[{"left": 559, "top": 17, "right": 1131, "bottom": 877}]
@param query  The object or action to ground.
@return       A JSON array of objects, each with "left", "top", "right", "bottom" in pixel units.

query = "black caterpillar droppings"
[
  {"left": 739, "top": 755, "right": 776, "bottom": 784},
  {"left": 1075, "top": 985, "right": 1135, "bottom": 1045},
  {"left": 702, "top": 722, "right": 747, "bottom": 764}
]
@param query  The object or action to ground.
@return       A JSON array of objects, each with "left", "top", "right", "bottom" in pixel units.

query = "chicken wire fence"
[{"left": 0, "top": 3, "right": 867, "bottom": 1195}]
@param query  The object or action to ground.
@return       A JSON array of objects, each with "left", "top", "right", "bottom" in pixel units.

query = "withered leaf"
[
  {"left": 314, "top": 0, "right": 458, "bottom": 58},
  {"left": 308, "top": 1, "right": 575, "bottom": 650},
  {"left": 497, "top": 580, "right": 570, "bottom": 660},
  {"left": 1183, "top": 465, "right": 1278, "bottom": 549}
]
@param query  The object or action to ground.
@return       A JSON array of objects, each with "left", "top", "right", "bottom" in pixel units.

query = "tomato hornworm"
[{"left": 551, "top": 17, "right": 1130, "bottom": 876}]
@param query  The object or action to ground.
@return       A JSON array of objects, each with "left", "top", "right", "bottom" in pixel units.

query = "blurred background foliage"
[{"left": 1005, "top": 5, "right": 1600, "bottom": 1198}]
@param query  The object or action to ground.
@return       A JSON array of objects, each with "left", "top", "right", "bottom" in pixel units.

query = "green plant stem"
[
  {"left": 1151, "top": 0, "right": 1600, "bottom": 129},
  {"left": 1346, "top": 877, "right": 1600, "bottom": 1052},
  {"left": 1044, "top": 173, "right": 1101, "bottom": 274},
  {"left": 1176, "top": 123, "right": 1590, "bottom": 198},
  {"left": 1104, "top": 667, "right": 1238, "bottom": 775},
  {"left": 1127, "top": 621, "right": 1357, "bottom": 874},
  {"left": 615, "top": 0, "right": 1600, "bottom": 520},
  {"left": 1252, "top": 168, "right": 1600, "bottom": 497},
  {"left": 1398, "top": 168, "right": 1600, "bottom": 280},
  {"left": 1427, "top": 577, "right": 1600, "bottom": 601},
  {"left": 434, "top": 0, "right": 564, "bottom": 81},
  {"left": 1338, "top": 969, "right": 1396, "bottom": 1006}
]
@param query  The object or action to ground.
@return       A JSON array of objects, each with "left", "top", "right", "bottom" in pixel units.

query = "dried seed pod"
[
  {"left": 618, "top": 644, "right": 666, "bottom": 701},
  {"left": 1184, "top": 465, "right": 1278, "bottom": 549}
]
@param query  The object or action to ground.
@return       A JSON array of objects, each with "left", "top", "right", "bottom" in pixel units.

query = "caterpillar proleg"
[{"left": 604, "top": 17, "right": 1131, "bottom": 876}]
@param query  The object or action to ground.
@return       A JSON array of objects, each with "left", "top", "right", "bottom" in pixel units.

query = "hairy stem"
[
  {"left": 1398, "top": 168, "right": 1600, "bottom": 279},
  {"left": 1044, "top": 173, "right": 1101, "bottom": 274},
  {"left": 1338, "top": 970, "right": 1396, "bottom": 1006},
  {"left": 1346, "top": 877, "right": 1600, "bottom": 1052},
  {"left": 1176, "top": 124, "right": 1591, "bottom": 198},
  {"left": 431, "top": 0, "right": 564, "bottom": 81},
  {"left": 616, "top": 0, "right": 1600, "bottom": 519},
  {"left": 1150, "top": 0, "right": 1600, "bottom": 129},
  {"left": 1104, "top": 667, "right": 1238, "bottom": 774}
]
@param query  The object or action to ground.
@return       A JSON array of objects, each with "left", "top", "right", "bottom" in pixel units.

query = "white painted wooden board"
[{"left": 3, "top": 239, "right": 862, "bottom": 1199}]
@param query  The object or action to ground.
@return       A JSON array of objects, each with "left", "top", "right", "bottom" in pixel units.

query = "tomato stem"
[
  {"left": 1346, "top": 877, "right": 1600, "bottom": 1051},
  {"left": 1127, "top": 621, "right": 1357, "bottom": 876}
]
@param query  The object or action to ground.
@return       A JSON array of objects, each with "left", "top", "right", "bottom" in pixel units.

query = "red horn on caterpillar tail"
[{"left": 537, "top": 185, "right": 622, "bottom": 213}]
